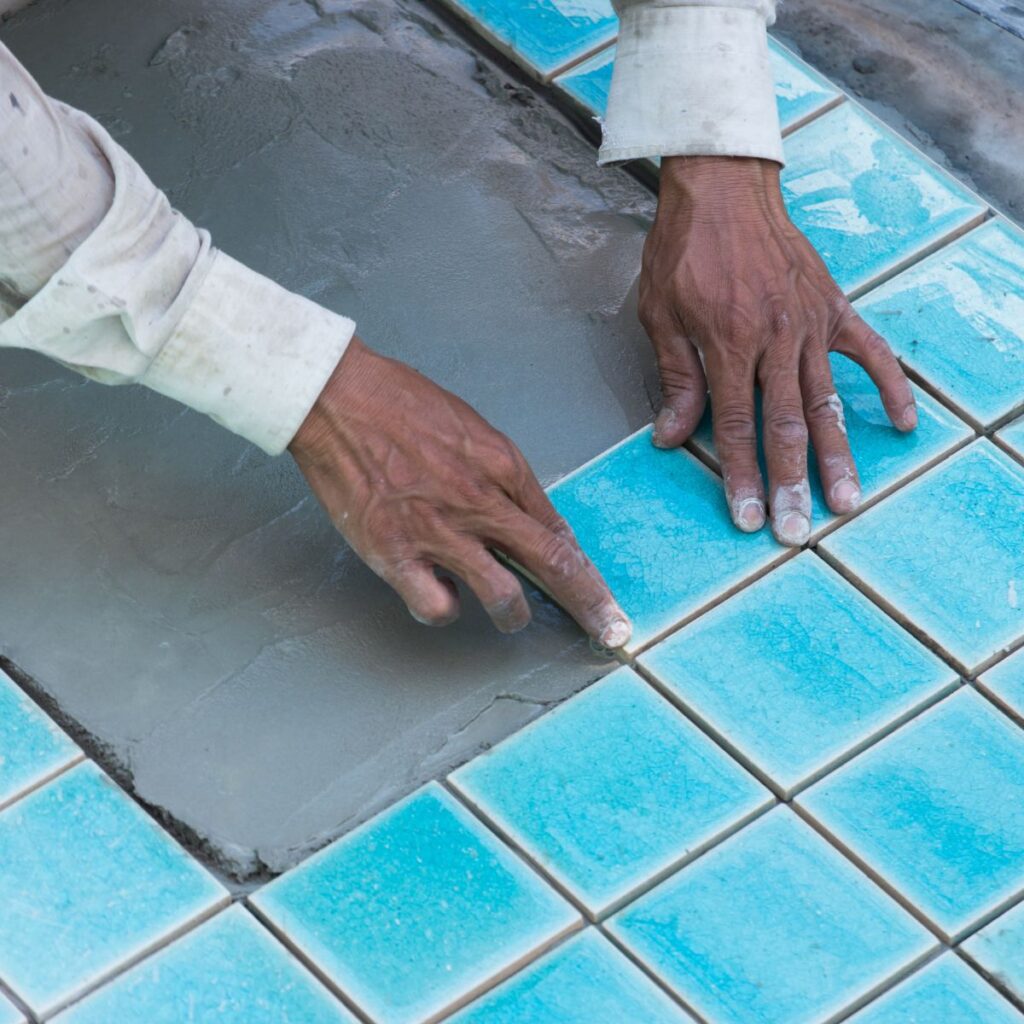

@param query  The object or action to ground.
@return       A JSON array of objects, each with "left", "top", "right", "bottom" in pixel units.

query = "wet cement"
[{"left": 0, "top": 0, "right": 657, "bottom": 877}]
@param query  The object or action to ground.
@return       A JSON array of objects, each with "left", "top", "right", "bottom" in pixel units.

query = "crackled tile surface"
[
  {"left": 848, "top": 956, "right": 1023, "bottom": 1023},
  {"left": 608, "top": 808, "right": 934, "bottom": 1024},
  {"left": 53, "top": 906, "right": 355, "bottom": 1024},
  {"left": 251, "top": 783, "right": 578, "bottom": 1024},
  {"left": 857, "top": 220, "right": 1024, "bottom": 427},
  {"left": 448, "top": 930, "right": 693, "bottom": 1023},
  {"left": 641, "top": 555, "right": 956, "bottom": 795},
  {"left": 452, "top": 669, "right": 771, "bottom": 915},
  {"left": 548, "top": 428, "right": 784, "bottom": 651},
  {"left": 999, "top": 415, "right": 1024, "bottom": 460},
  {"left": 981, "top": 648, "right": 1024, "bottom": 720},
  {"left": 781, "top": 103, "right": 985, "bottom": 294},
  {"left": 444, "top": 0, "right": 617, "bottom": 78},
  {"left": 821, "top": 443, "right": 1024, "bottom": 670},
  {"left": 799, "top": 690, "right": 1024, "bottom": 939},
  {"left": 0, "top": 762, "right": 227, "bottom": 1018},
  {"left": 690, "top": 354, "right": 972, "bottom": 536},
  {"left": 0, "top": 669, "right": 79, "bottom": 810},
  {"left": 963, "top": 901, "right": 1024, "bottom": 1003}
]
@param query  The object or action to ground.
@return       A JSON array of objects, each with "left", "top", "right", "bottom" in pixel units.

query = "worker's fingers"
[
  {"left": 378, "top": 558, "right": 461, "bottom": 627},
  {"left": 800, "top": 345, "right": 861, "bottom": 515},
  {"left": 651, "top": 333, "right": 708, "bottom": 449},
  {"left": 437, "top": 541, "right": 533, "bottom": 635},
  {"left": 831, "top": 312, "right": 917, "bottom": 432}
]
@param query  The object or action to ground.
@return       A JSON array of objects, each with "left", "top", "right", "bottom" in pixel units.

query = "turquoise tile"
[
  {"left": 781, "top": 103, "right": 985, "bottom": 294},
  {"left": 451, "top": 668, "right": 771, "bottom": 916},
  {"left": 250, "top": 783, "right": 578, "bottom": 1024},
  {"left": 999, "top": 414, "right": 1024, "bottom": 459},
  {"left": 690, "top": 353, "right": 971, "bottom": 539},
  {"left": 447, "top": 930, "right": 693, "bottom": 1023},
  {"left": 608, "top": 808, "right": 935, "bottom": 1024},
  {"left": 0, "top": 761, "right": 227, "bottom": 1018},
  {"left": 981, "top": 647, "right": 1024, "bottom": 720},
  {"left": 857, "top": 220, "right": 1024, "bottom": 427},
  {"left": 821, "top": 442, "right": 1024, "bottom": 670},
  {"left": 641, "top": 555, "right": 956, "bottom": 795},
  {"left": 445, "top": 0, "right": 617, "bottom": 79},
  {"left": 548, "top": 428, "right": 784, "bottom": 651},
  {"left": 555, "top": 45, "right": 614, "bottom": 117},
  {"left": 848, "top": 955, "right": 1023, "bottom": 1023},
  {"left": 0, "top": 996, "right": 23, "bottom": 1024},
  {"left": 53, "top": 906, "right": 356, "bottom": 1024},
  {"left": 963, "top": 900, "right": 1024, "bottom": 1003},
  {"left": 799, "top": 689, "right": 1024, "bottom": 940},
  {"left": 0, "top": 668, "right": 80, "bottom": 810}
]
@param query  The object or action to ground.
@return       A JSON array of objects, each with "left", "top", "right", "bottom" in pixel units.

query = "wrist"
[{"left": 659, "top": 156, "right": 784, "bottom": 221}]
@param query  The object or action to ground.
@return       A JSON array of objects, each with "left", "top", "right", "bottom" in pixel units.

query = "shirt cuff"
[
  {"left": 141, "top": 251, "right": 355, "bottom": 456},
  {"left": 598, "top": 5, "right": 784, "bottom": 166}
]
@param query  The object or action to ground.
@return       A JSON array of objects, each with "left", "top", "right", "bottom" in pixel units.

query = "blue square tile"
[
  {"left": 0, "top": 761, "right": 227, "bottom": 1019},
  {"left": 548, "top": 428, "right": 786, "bottom": 652},
  {"left": 554, "top": 44, "right": 613, "bottom": 116},
  {"left": 0, "top": 668, "right": 80, "bottom": 810},
  {"left": 847, "top": 956, "right": 1023, "bottom": 1024},
  {"left": 52, "top": 906, "right": 356, "bottom": 1024},
  {"left": 980, "top": 647, "right": 1024, "bottom": 721},
  {"left": 690, "top": 353, "right": 972, "bottom": 539},
  {"left": 962, "top": 900, "right": 1024, "bottom": 1004},
  {"left": 447, "top": 930, "right": 693, "bottom": 1023},
  {"left": 857, "top": 220, "right": 1024, "bottom": 427},
  {"left": 640, "top": 555, "right": 957, "bottom": 796},
  {"left": 0, "top": 996, "right": 23, "bottom": 1024},
  {"left": 821, "top": 442, "right": 1024, "bottom": 671},
  {"left": 781, "top": 103, "right": 986, "bottom": 295},
  {"left": 451, "top": 668, "right": 772, "bottom": 916},
  {"left": 250, "top": 782, "right": 579, "bottom": 1024},
  {"left": 798, "top": 689, "right": 1024, "bottom": 940},
  {"left": 608, "top": 808, "right": 935, "bottom": 1024},
  {"left": 444, "top": 0, "right": 617, "bottom": 80},
  {"left": 999, "top": 415, "right": 1024, "bottom": 460}
]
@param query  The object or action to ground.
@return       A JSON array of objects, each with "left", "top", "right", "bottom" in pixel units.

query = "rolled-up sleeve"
[
  {"left": 0, "top": 41, "right": 354, "bottom": 455},
  {"left": 599, "top": 0, "right": 784, "bottom": 167}
]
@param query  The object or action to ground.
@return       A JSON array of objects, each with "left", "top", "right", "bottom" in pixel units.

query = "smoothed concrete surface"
[{"left": 0, "top": 0, "right": 656, "bottom": 878}]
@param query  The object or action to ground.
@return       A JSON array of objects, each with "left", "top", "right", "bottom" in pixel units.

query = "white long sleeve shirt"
[{"left": 0, "top": 0, "right": 780, "bottom": 454}]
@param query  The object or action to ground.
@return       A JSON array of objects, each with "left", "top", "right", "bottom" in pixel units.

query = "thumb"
[{"left": 652, "top": 334, "right": 708, "bottom": 448}]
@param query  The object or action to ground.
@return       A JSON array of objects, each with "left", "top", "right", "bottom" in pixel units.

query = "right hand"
[{"left": 289, "top": 337, "right": 632, "bottom": 648}]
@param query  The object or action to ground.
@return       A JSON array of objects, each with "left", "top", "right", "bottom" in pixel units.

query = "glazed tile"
[
  {"left": 821, "top": 442, "right": 1024, "bottom": 671},
  {"left": 781, "top": 103, "right": 985, "bottom": 295},
  {"left": 980, "top": 646, "right": 1024, "bottom": 720},
  {"left": 0, "top": 996, "right": 23, "bottom": 1024},
  {"left": 999, "top": 414, "right": 1024, "bottom": 459},
  {"left": 547, "top": 427, "right": 785, "bottom": 652},
  {"left": 848, "top": 955, "right": 1023, "bottom": 1023},
  {"left": 554, "top": 44, "right": 613, "bottom": 117},
  {"left": 0, "top": 668, "right": 80, "bottom": 810},
  {"left": 53, "top": 906, "right": 356, "bottom": 1024},
  {"left": 250, "top": 782, "right": 578, "bottom": 1024},
  {"left": 799, "top": 689, "right": 1024, "bottom": 940},
  {"left": 0, "top": 761, "right": 227, "bottom": 1019},
  {"left": 447, "top": 929, "right": 693, "bottom": 1023},
  {"left": 690, "top": 353, "right": 971, "bottom": 539},
  {"left": 451, "top": 668, "right": 771, "bottom": 916},
  {"left": 962, "top": 900, "right": 1024, "bottom": 1003},
  {"left": 640, "top": 555, "right": 956, "bottom": 795},
  {"left": 856, "top": 220, "right": 1024, "bottom": 427},
  {"left": 443, "top": 0, "right": 617, "bottom": 80},
  {"left": 608, "top": 808, "right": 935, "bottom": 1024}
]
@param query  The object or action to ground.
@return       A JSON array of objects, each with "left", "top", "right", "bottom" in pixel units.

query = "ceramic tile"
[
  {"left": 451, "top": 668, "right": 771, "bottom": 916},
  {"left": 447, "top": 929, "right": 693, "bottom": 1023},
  {"left": 690, "top": 353, "right": 972, "bottom": 539},
  {"left": 547, "top": 427, "right": 785, "bottom": 652},
  {"left": 999, "top": 414, "right": 1024, "bottom": 459},
  {"left": 848, "top": 955, "right": 1023, "bottom": 1023},
  {"left": 799, "top": 689, "right": 1024, "bottom": 940},
  {"left": 781, "top": 103, "right": 986, "bottom": 295},
  {"left": 980, "top": 647, "right": 1024, "bottom": 720},
  {"left": 821, "top": 442, "right": 1024, "bottom": 671},
  {"left": 444, "top": 0, "right": 617, "bottom": 80},
  {"left": 608, "top": 808, "right": 935, "bottom": 1024},
  {"left": 0, "top": 668, "right": 80, "bottom": 810},
  {"left": 962, "top": 900, "right": 1024, "bottom": 1003},
  {"left": 250, "top": 782, "right": 579, "bottom": 1024},
  {"left": 857, "top": 220, "right": 1024, "bottom": 427},
  {"left": 52, "top": 906, "right": 356, "bottom": 1024},
  {"left": 641, "top": 555, "right": 956, "bottom": 795},
  {"left": 0, "top": 761, "right": 227, "bottom": 1019},
  {"left": 0, "top": 996, "right": 23, "bottom": 1024},
  {"left": 554, "top": 44, "right": 613, "bottom": 117}
]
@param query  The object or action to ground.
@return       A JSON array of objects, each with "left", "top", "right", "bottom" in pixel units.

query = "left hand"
[{"left": 638, "top": 155, "right": 917, "bottom": 546}]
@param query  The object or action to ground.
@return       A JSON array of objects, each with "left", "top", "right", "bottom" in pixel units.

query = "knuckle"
[
  {"left": 537, "top": 534, "right": 581, "bottom": 584},
  {"left": 714, "top": 406, "right": 758, "bottom": 447},
  {"left": 764, "top": 410, "right": 809, "bottom": 450}
]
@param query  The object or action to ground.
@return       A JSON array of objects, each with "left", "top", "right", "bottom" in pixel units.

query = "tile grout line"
[
  {"left": 956, "top": 940, "right": 1024, "bottom": 1016},
  {"left": 0, "top": 751, "right": 85, "bottom": 816}
]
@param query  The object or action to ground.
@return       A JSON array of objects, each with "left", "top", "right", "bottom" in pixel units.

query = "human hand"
[
  {"left": 290, "top": 337, "right": 631, "bottom": 646},
  {"left": 639, "top": 155, "right": 917, "bottom": 546}
]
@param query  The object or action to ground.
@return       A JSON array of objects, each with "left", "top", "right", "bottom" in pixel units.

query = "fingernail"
[
  {"left": 776, "top": 511, "right": 810, "bottom": 546},
  {"left": 831, "top": 479, "right": 861, "bottom": 513},
  {"left": 600, "top": 617, "right": 632, "bottom": 649},
  {"left": 735, "top": 498, "right": 766, "bottom": 532},
  {"left": 653, "top": 409, "right": 677, "bottom": 447},
  {"left": 902, "top": 402, "right": 918, "bottom": 430}
]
